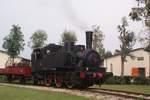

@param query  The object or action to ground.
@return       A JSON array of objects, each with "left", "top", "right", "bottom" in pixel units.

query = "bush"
[
  {"left": 146, "top": 78, "right": 150, "bottom": 85},
  {"left": 132, "top": 77, "right": 150, "bottom": 85},
  {"left": 104, "top": 76, "right": 150, "bottom": 85},
  {"left": 105, "top": 72, "right": 113, "bottom": 79},
  {"left": 122, "top": 76, "right": 132, "bottom": 84},
  {"left": 0, "top": 75, "right": 6, "bottom": 80},
  {"left": 105, "top": 76, "right": 123, "bottom": 84}
]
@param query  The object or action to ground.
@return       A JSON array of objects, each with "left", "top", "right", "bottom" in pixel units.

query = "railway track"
[
  {"left": 0, "top": 82, "right": 150, "bottom": 100},
  {"left": 86, "top": 88, "right": 150, "bottom": 100}
]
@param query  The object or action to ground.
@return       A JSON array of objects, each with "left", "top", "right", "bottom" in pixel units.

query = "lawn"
[
  {"left": 98, "top": 85, "right": 150, "bottom": 95},
  {"left": 0, "top": 85, "right": 89, "bottom": 100}
]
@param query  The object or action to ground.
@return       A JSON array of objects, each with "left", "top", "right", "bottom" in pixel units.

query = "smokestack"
[{"left": 86, "top": 31, "right": 93, "bottom": 49}]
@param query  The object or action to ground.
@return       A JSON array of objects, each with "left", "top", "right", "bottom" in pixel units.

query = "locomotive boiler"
[{"left": 31, "top": 31, "right": 106, "bottom": 88}]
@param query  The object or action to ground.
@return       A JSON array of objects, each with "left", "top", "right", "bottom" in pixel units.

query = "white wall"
[
  {"left": 0, "top": 52, "right": 22, "bottom": 68},
  {"left": 104, "top": 55, "right": 121, "bottom": 76},
  {"left": 104, "top": 49, "right": 150, "bottom": 77},
  {"left": 124, "top": 49, "right": 149, "bottom": 77},
  {"left": 0, "top": 52, "right": 9, "bottom": 68}
]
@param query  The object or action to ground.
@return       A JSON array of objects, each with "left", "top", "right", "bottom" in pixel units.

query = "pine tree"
[{"left": 3, "top": 25, "right": 25, "bottom": 64}]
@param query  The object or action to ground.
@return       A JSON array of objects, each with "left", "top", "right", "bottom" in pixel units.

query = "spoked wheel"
[
  {"left": 65, "top": 81, "right": 74, "bottom": 88},
  {"left": 55, "top": 77, "right": 62, "bottom": 88},
  {"left": 45, "top": 77, "right": 52, "bottom": 87},
  {"left": 65, "top": 73, "right": 75, "bottom": 88}
]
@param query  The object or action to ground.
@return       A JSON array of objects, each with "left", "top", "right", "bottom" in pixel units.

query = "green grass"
[
  {"left": 97, "top": 85, "right": 150, "bottom": 95},
  {"left": 0, "top": 85, "right": 89, "bottom": 100}
]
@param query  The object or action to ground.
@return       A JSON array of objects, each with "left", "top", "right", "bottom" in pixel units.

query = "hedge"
[{"left": 105, "top": 76, "right": 150, "bottom": 85}]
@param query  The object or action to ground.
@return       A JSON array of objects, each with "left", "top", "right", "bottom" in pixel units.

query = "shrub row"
[
  {"left": 105, "top": 76, "right": 150, "bottom": 85},
  {"left": 0, "top": 75, "right": 6, "bottom": 80}
]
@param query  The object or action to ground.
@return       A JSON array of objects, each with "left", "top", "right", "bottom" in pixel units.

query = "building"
[
  {"left": 0, "top": 50, "right": 30, "bottom": 68},
  {"left": 104, "top": 48, "right": 150, "bottom": 77}
]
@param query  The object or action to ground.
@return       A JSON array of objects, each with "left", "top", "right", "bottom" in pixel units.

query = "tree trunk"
[
  {"left": 12, "top": 57, "right": 15, "bottom": 66},
  {"left": 121, "top": 55, "right": 124, "bottom": 77},
  {"left": 149, "top": 52, "right": 150, "bottom": 77}
]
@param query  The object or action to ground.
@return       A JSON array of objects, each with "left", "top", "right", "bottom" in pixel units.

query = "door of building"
[{"left": 139, "top": 68, "right": 145, "bottom": 77}]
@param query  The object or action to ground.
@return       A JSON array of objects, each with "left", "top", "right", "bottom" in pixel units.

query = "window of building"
[{"left": 137, "top": 57, "right": 144, "bottom": 61}]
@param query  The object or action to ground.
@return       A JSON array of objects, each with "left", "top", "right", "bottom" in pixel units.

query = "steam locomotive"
[
  {"left": 31, "top": 31, "right": 106, "bottom": 88},
  {"left": 0, "top": 31, "right": 106, "bottom": 88}
]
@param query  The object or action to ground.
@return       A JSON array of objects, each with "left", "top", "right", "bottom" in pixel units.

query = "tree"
[
  {"left": 129, "top": 0, "right": 150, "bottom": 22},
  {"left": 114, "top": 49, "right": 121, "bottom": 55},
  {"left": 104, "top": 51, "right": 113, "bottom": 58},
  {"left": 118, "top": 17, "right": 136, "bottom": 77},
  {"left": 129, "top": 0, "right": 150, "bottom": 49},
  {"left": 29, "top": 30, "right": 48, "bottom": 49},
  {"left": 61, "top": 30, "right": 77, "bottom": 44},
  {"left": 3, "top": 25, "right": 25, "bottom": 64},
  {"left": 129, "top": 0, "right": 150, "bottom": 78},
  {"left": 92, "top": 25, "right": 105, "bottom": 60}
]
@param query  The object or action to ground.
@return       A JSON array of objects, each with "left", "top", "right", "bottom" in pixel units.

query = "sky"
[{"left": 0, "top": 0, "right": 141, "bottom": 59}]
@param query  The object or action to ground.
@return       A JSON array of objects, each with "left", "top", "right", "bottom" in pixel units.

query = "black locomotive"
[{"left": 31, "top": 31, "right": 106, "bottom": 88}]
